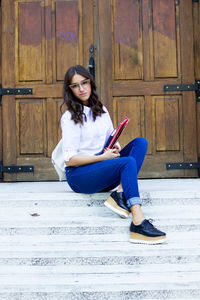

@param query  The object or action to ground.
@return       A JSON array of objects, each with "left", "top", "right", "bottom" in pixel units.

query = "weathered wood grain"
[
  {"left": 2, "top": 0, "right": 17, "bottom": 181},
  {"left": 113, "top": 0, "right": 143, "bottom": 80},
  {"left": 180, "top": 0, "right": 197, "bottom": 176},
  {"left": 98, "top": 0, "right": 113, "bottom": 113}
]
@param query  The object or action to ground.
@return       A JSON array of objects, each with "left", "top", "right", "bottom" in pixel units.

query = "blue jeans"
[{"left": 65, "top": 138, "right": 148, "bottom": 208}]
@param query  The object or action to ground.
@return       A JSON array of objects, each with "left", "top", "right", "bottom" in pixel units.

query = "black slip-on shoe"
[
  {"left": 130, "top": 219, "right": 167, "bottom": 244},
  {"left": 104, "top": 191, "right": 130, "bottom": 219}
]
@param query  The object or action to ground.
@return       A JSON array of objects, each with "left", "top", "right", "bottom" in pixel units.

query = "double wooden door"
[{"left": 0, "top": 0, "right": 199, "bottom": 181}]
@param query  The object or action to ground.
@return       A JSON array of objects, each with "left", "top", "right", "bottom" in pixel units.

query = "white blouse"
[{"left": 61, "top": 105, "right": 118, "bottom": 162}]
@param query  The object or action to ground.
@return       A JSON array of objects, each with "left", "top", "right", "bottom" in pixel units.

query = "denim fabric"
[{"left": 65, "top": 137, "right": 148, "bottom": 208}]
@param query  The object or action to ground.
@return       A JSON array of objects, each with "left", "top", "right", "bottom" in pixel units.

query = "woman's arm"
[{"left": 65, "top": 148, "right": 120, "bottom": 167}]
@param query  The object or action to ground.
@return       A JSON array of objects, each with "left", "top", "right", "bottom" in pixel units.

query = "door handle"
[{"left": 87, "top": 45, "right": 95, "bottom": 78}]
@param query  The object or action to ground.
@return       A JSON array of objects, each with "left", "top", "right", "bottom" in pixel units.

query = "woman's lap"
[{"left": 66, "top": 137, "right": 148, "bottom": 195}]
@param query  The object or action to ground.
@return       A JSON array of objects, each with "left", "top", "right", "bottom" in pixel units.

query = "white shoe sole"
[
  {"left": 130, "top": 232, "right": 167, "bottom": 244},
  {"left": 104, "top": 198, "right": 129, "bottom": 219}
]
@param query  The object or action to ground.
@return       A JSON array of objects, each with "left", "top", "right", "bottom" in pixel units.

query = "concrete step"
[
  {"left": 0, "top": 222, "right": 199, "bottom": 235},
  {"left": 0, "top": 240, "right": 200, "bottom": 251},
  {"left": 0, "top": 235, "right": 199, "bottom": 267},
  {"left": 0, "top": 262, "right": 199, "bottom": 299},
  {"left": 0, "top": 292, "right": 199, "bottom": 300},
  {"left": 0, "top": 217, "right": 200, "bottom": 228},
  {"left": 0, "top": 264, "right": 200, "bottom": 299},
  {"left": 0, "top": 253, "right": 199, "bottom": 266},
  {"left": 0, "top": 271, "right": 199, "bottom": 288},
  {"left": 0, "top": 263, "right": 200, "bottom": 274},
  {"left": 0, "top": 205, "right": 200, "bottom": 220},
  {"left": 0, "top": 230, "right": 199, "bottom": 242},
  {"left": 0, "top": 191, "right": 200, "bottom": 206},
  {"left": 0, "top": 212, "right": 200, "bottom": 234}
]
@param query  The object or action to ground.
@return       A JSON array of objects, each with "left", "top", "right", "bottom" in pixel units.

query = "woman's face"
[{"left": 69, "top": 74, "right": 91, "bottom": 105}]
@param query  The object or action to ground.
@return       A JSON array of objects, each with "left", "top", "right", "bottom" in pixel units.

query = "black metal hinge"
[
  {"left": 164, "top": 79, "right": 200, "bottom": 102},
  {"left": 166, "top": 158, "right": 200, "bottom": 177},
  {"left": 0, "top": 161, "right": 34, "bottom": 179},
  {"left": 0, "top": 84, "right": 33, "bottom": 106}
]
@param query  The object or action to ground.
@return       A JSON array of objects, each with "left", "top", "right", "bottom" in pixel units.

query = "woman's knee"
[
  {"left": 134, "top": 137, "right": 148, "bottom": 150},
  {"left": 120, "top": 156, "right": 137, "bottom": 167}
]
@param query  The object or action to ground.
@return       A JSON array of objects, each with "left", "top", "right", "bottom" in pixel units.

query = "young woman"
[{"left": 61, "top": 65, "right": 166, "bottom": 244}]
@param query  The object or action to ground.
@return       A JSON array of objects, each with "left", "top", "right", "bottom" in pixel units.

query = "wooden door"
[
  {"left": 1, "top": 0, "right": 94, "bottom": 181},
  {"left": 97, "top": 0, "right": 198, "bottom": 178}
]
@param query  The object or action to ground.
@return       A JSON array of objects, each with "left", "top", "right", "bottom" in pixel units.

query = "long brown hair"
[{"left": 61, "top": 65, "right": 105, "bottom": 124}]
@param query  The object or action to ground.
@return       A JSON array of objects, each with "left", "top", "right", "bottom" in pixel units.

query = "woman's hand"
[
  {"left": 102, "top": 148, "right": 120, "bottom": 160},
  {"left": 66, "top": 147, "right": 120, "bottom": 167},
  {"left": 113, "top": 144, "right": 120, "bottom": 154},
  {"left": 65, "top": 149, "right": 120, "bottom": 167}
]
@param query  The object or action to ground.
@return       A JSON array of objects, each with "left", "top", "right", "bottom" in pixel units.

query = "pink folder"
[{"left": 105, "top": 117, "right": 129, "bottom": 150}]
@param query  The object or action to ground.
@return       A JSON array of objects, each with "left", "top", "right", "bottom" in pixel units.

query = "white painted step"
[
  {"left": 0, "top": 294, "right": 199, "bottom": 300},
  {"left": 0, "top": 230, "right": 198, "bottom": 242},
  {"left": 0, "top": 270, "right": 200, "bottom": 286},
  {"left": 0, "top": 205, "right": 199, "bottom": 220},
  {"left": 0, "top": 263, "right": 200, "bottom": 274},
  {"left": 0, "top": 243, "right": 199, "bottom": 258},
  {"left": 0, "top": 281, "right": 199, "bottom": 294},
  {"left": 0, "top": 221, "right": 199, "bottom": 236},
  {"left": 0, "top": 217, "right": 199, "bottom": 230},
  {"left": 0, "top": 292, "right": 198, "bottom": 300},
  {"left": 0, "top": 240, "right": 200, "bottom": 251},
  {"left": 0, "top": 191, "right": 200, "bottom": 205}
]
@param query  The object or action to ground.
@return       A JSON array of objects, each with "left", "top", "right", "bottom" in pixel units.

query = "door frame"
[
  {"left": 193, "top": 0, "right": 200, "bottom": 168},
  {"left": 0, "top": 1, "right": 3, "bottom": 181}
]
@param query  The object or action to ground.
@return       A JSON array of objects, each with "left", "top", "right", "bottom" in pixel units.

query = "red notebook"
[{"left": 105, "top": 117, "right": 129, "bottom": 150}]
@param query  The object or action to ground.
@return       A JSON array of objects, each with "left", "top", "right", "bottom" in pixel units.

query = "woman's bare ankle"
[
  {"left": 130, "top": 204, "right": 145, "bottom": 225},
  {"left": 132, "top": 217, "right": 145, "bottom": 226},
  {"left": 116, "top": 184, "right": 123, "bottom": 193}
]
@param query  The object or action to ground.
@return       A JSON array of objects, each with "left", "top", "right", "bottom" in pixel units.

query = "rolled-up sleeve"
[{"left": 61, "top": 112, "right": 81, "bottom": 162}]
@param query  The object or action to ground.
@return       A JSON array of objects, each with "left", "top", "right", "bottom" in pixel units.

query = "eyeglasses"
[{"left": 69, "top": 79, "right": 90, "bottom": 91}]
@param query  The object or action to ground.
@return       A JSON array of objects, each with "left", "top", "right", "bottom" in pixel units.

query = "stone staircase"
[{"left": 0, "top": 180, "right": 200, "bottom": 299}]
